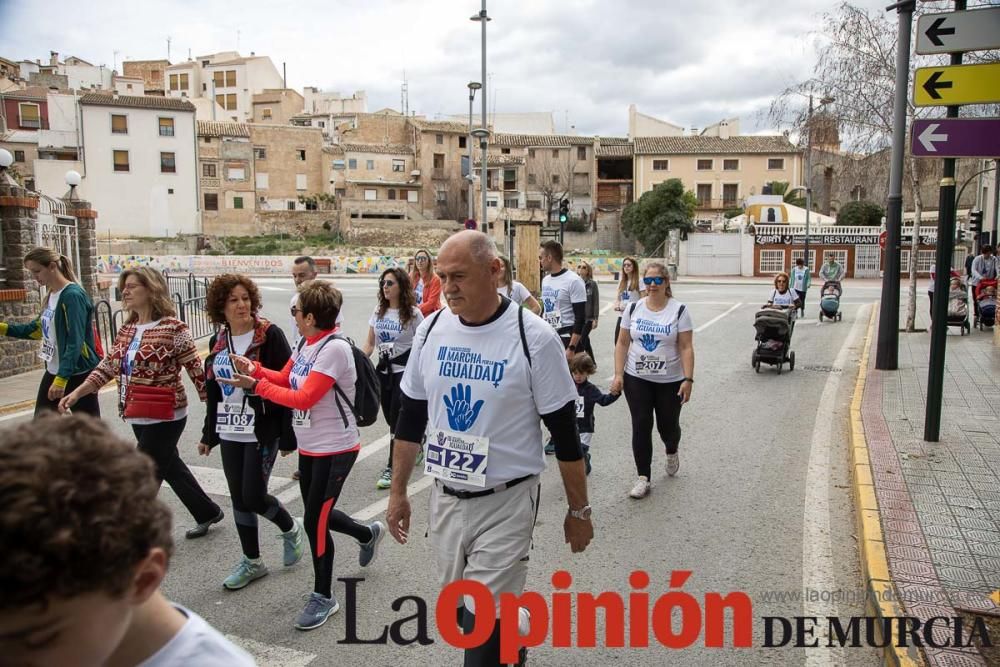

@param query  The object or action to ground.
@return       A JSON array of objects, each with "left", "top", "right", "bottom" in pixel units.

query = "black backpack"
[
  {"left": 296, "top": 334, "right": 381, "bottom": 427},
  {"left": 421, "top": 298, "right": 531, "bottom": 365}
]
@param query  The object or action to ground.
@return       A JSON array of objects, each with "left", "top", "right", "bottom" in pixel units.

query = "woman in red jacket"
[{"left": 409, "top": 248, "right": 441, "bottom": 317}]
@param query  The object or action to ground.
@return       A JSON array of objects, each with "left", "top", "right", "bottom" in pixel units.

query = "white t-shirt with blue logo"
[
  {"left": 620, "top": 298, "right": 694, "bottom": 383},
  {"left": 39, "top": 287, "right": 65, "bottom": 374},
  {"left": 541, "top": 269, "right": 587, "bottom": 331},
  {"left": 213, "top": 329, "right": 256, "bottom": 443},
  {"left": 497, "top": 281, "right": 532, "bottom": 307},
  {"left": 368, "top": 306, "right": 424, "bottom": 373},
  {"left": 401, "top": 303, "right": 577, "bottom": 491},
  {"left": 288, "top": 335, "right": 358, "bottom": 454}
]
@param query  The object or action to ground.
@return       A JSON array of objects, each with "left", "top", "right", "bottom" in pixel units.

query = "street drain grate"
[{"left": 797, "top": 365, "right": 844, "bottom": 373}]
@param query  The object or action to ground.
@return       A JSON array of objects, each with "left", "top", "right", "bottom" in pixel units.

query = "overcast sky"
[{"left": 1, "top": 0, "right": 896, "bottom": 136}]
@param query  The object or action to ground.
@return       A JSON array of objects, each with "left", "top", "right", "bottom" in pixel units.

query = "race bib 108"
[{"left": 216, "top": 402, "right": 255, "bottom": 435}]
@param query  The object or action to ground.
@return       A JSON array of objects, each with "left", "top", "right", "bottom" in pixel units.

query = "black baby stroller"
[
  {"left": 752, "top": 308, "right": 795, "bottom": 374},
  {"left": 818, "top": 281, "right": 842, "bottom": 322},
  {"left": 946, "top": 277, "right": 971, "bottom": 335}
]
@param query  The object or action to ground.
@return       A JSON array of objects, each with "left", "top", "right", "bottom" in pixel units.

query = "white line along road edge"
[{"left": 802, "top": 302, "right": 870, "bottom": 667}]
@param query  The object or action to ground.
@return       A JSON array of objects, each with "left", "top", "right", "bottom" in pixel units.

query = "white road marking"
[
  {"left": 600, "top": 300, "right": 617, "bottom": 315},
  {"left": 694, "top": 302, "right": 743, "bottom": 334},
  {"left": 356, "top": 433, "right": 392, "bottom": 462},
  {"left": 0, "top": 385, "right": 117, "bottom": 423},
  {"left": 802, "top": 303, "right": 869, "bottom": 667},
  {"left": 257, "top": 285, "right": 289, "bottom": 292},
  {"left": 225, "top": 635, "right": 316, "bottom": 666},
  {"left": 354, "top": 474, "right": 435, "bottom": 521}
]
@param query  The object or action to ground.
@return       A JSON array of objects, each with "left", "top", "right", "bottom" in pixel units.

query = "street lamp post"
[
  {"left": 471, "top": 2, "right": 491, "bottom": 233},
  {"left": 467, "top": 81, "right": 481, "bottom": 224}
]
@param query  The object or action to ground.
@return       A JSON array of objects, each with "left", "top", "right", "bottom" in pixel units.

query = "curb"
[{"left": 849, "top": 305, "right": 924, "bottom": 667}]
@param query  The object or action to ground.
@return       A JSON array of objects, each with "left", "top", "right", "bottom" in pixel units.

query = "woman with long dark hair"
[
  {"left": 612, "top": 256, "right": 644, "bottom": 346},
  {"left": 1, "top": 247, "right": 100, "bottom": 417},
  {"left": 197, "top": 274, "right": 304, "bottom": 590},
  {"left": 60, "top": 267, "right": 223, "bottom": 538},
  {"left": 363, "top": 268, "right": 424, "bottom": 489}
]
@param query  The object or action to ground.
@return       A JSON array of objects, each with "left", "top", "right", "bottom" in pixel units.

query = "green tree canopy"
[
  {"left": 621, "top": 179, "right": 697, "bottom": 251},
  {"left": 836, "top": 200, "right": 884, "bottom": 226}
]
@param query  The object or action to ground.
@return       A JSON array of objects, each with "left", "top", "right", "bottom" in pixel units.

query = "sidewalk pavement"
[{"left": 853, "top": 307, "right": 1000, "bottom": 666}]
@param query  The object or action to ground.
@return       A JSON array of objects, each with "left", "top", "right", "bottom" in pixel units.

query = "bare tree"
[
  {"left": 526, "top": 150, "right": 579, "bottom": 225},
  {"left": 767, "top": 1, "right": 994, "bottom": 331}
]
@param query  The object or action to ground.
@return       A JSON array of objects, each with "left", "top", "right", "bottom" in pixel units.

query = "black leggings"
[
  {"left": 613, "top": 316, "right": 623, "bottom": 348},
  {"left": 220, "top": 439, "right": 294, "bottom": 559},
  {"left": 35, "top": 371, "right": 100, "bottom": 418},
  {"left": 579, "top": 321, "right": 596, "bottom": 364},
  {"left": 132, "top": 418, "right": 221, "bottom": 524},
  {"left": 299, "top": 450, "right": 373, "bottom": 598},
  {"left": 623, "top": 375, "right": 684, "bottom": 479},
  {"left": 379, "top": 371, "right": 403, "bottom": 468}
]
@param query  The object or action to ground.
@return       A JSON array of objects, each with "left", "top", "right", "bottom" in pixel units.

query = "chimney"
[
  {"left": 50, "top": 51, "right": 59, "bottom": 66},
  {"left": 719, "top": 121, "right": 731, "bottom": 140}
]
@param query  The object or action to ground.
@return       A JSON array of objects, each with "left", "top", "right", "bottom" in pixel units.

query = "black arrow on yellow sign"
[{"left": 922, "top": 71, "right": 953, "bottom": 100}]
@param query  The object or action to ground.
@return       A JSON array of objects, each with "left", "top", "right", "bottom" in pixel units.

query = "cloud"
[{"left": 1, "top": 0, "right": 892, "bottom": 135}]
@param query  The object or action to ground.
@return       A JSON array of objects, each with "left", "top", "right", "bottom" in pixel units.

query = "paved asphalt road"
[{"left": 6, "top": 277, "right": 885, "bottom": 666}]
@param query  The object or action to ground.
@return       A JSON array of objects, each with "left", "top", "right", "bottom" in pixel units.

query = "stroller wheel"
[
  {"left": 777, "top": 362, "right": 782, "bottom": 375},
  {"left": 789, "top": 351, "right": 796, "bottom": 371},
  {"left": 751, "top": 350, "right": 758, "bottom": 368},
  {"left": 818, "top": 312, "right": 823, "bottom": 322},
  {"left": 837, "top": 313, "right": 842, "bottom": 322},
  {"left": 754, "top": 361, "right": 760, "bottom": 373}
]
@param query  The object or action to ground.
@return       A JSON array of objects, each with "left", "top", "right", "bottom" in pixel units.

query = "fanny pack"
[{"left": 123, "top": 383, "right": 175, "bottom": 421}]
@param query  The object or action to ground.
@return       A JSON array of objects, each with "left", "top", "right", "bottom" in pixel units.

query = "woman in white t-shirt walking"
[
  {"left": 612, "top": 256, "right": 644, "bottom": 347},
  {"left": 610, "top": 262, "right": 694, "bottom": 499},
  {"left": 497, "top": 255, "right": 542, "bottom": 315},
  {"left": 363, "top": 268, "right": 424, "bottom": 490},
  {"left": 765, "top": 272, "right": 801, "bottom": 319},
  {"left": 224, "top": 282, "right": 384, "bottom": 632}
]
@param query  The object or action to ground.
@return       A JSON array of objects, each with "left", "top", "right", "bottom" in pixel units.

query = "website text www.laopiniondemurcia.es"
[{"left": 330, "top": 571, "right": 993, "bottom": 661}]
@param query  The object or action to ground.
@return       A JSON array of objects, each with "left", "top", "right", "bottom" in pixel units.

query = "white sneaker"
[
  {"left": 666, "top": 453, "right": 680, "bottom": 477},
  {"left": 629, "top": 476, "right": 650, "bottom": 499}
]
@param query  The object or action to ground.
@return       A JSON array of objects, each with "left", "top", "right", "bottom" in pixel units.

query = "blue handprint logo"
[
  {"left": 638, "top": 333, "right": 659, "bottom": 352},
  {"left": 216, "top": 351, "right": 235, "bottom": 396},
  {"left": 377, "top": 330, "right": 394, "bottom": 344},
  {"left": 543, "top": 298, "right": 555, "bottom": 313},
  {"left": 443, "top": 383, "right": 485, "bottom": 432}
]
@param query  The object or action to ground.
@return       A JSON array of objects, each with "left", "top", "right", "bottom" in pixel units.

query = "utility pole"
[
  {"left": 471, "top": 2, "right": 490, "bottom": 233},
  {"left": 876, "top": 0, "right": 916, "bottom": 371}
]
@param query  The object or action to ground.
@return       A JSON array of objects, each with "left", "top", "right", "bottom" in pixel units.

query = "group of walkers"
[{"left": 2, "top": 236, "right": 700, "bottom": 666}]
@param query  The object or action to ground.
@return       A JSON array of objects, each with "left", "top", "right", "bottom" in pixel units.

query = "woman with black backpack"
[
  {"left": 363, "top": 268, "right": 424, "bottom": 490},
  {"left": 223, "top": 281, "right": 384, "bottom": 632}
]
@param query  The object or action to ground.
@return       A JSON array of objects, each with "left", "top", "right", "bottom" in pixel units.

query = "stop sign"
[{"left": 879, "top": 231, "right": 887, "bottom": 249}]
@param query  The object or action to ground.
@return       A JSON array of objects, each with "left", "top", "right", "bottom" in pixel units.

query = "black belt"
[{"left": 439, "top": 474, "right": 533, "bottom": 500}]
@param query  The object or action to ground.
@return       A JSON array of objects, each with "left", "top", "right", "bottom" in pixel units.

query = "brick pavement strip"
[{"left": 853, "top": 309, "right": 1000, "bottom": 667}]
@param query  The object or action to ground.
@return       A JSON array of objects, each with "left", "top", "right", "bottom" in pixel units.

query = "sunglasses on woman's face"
[
  {"left": 290, "top": 307, "right": 300, "bottom": 317},
  {"left": 415, "top": 256, "right": 429, "bottom": 263},
  {"left": 380, "top": 279, "right": 396, "bottom": 288},
  {"left": 643, "top": 276, "right": 665, "bottom": 286}
]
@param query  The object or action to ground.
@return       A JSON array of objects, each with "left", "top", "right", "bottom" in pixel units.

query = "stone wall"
[
  {"left": 344, "top": 217, "right": 461, "bottom": 249},
  {"left": 256, "top": 210, "right": 338, "bottom": 236}
]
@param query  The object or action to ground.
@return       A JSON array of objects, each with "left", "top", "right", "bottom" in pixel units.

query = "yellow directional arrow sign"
[{"left": 914, "top": 63, "right": 1000, "bottom": 107}]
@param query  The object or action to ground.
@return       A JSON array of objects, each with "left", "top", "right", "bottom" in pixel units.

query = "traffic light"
[
  {"left": 958, "top": 228, "right": 966, "bottom": 242},
  {"left": 558, "top": 199, "right": 569, "bottom": 224},
  {"left": 970, "top": 209, "right": 984, "bottom": 234}
]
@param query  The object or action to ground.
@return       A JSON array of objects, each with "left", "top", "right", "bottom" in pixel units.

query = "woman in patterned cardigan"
[{"left": 60, "top": 267, "right": 224, "bottom": 539}]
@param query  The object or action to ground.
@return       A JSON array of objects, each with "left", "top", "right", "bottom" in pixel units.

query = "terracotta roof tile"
[
  {"left": 474, "top": 154, "right": 526, "bottom": 167},
  {"left": 632, "top": 135, "right": 798, "bottom": 155},
  {"left": 79, "top": 93, "right": 195, "bottom": 112},
  {"left": 197, "top": 120, "right": 250, "bottom": 138},
  {"left": 494, "top": 133, "right": 594, "bottom": 147},
  {"left": 410, "top": 119, "right": 473, "bottom": 134}
]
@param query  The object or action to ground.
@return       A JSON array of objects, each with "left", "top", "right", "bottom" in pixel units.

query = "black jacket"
[
  {"left": 201, "top": 321, "right": 296, "bottom": 451},
  {"left": 584, "top": 279, "right": 600, "bottom": 322},
  {"left": 577, "top": 380, "right": 619, "bottom": 433}
]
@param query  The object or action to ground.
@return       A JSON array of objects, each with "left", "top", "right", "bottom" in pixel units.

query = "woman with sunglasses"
[
  {"left": 765, "top": 272, "right": 800, "bottom": 318},
  {"left": 497, "top": 255, "right": 541, "bottom": 315},
  {"left": 613, "top": 256, "right": 644, "bottom": 347},
  {"left": 610, "top": 262, "right": 694, "bottom": 500},
  {"left": 410, "top": 248, "right": 442, "bottom": 317},
  {"left": 576, "top": 260, "right": 599, "bottom": 364},
  {"left": 362, "top": 268, "right": 424, "bottom": 490}
]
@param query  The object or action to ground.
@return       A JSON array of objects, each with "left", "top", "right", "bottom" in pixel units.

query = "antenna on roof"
[
  {"left": 401, "top": 70, "right": 409, "bottom": 117},
  {"left": 166, "top": 36, "right": 171, "bottom": 61}
]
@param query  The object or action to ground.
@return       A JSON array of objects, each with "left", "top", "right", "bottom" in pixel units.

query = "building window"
[
  {"left": 179, "top": 73, "right": 189, "bottom": 89},
  {"left": 487, "top": 199, "right": 498, "bottom": 208},
  {"left": 459, "top": 136, "right": 467, "bottom": 149},
  {"left": 24, "top": 178, "right": 35, "bottom": 191},
  {"left": 528, "top": 173, "right": 536, "bottom": 185},
  {"left": 13, "top": 150, "right": 25, "bottom": 162},
  {"left": 722, "top": 183, "right": 739, "bottom": 207},
  {"left": 392, "top": 159, "right": 405, "bottom": 172},
  {"left": 436, "top": 134, "right": 444, "bottom": 144},
  {"left": 407, "top": 190, "right": 419, "bottom": 203},
  {"left": 261, "top": 108, "right": 272, "bottom": 120},
  {"left": 552, "top": 174, "right": 560, "bottom": 185},
  {"left": 348, "top": 158, "right": 357, "bottom": 169},
  {"left": 652, "top": 159, "right": 669, "bottom": 171},
  {"left": 202, "top": 163, "right": 217, "bottom": 177},
  {"left": 528, "top": 149, "right": 535, "bottom": 158},
  {"left": 213, "top": 71, "right": 224, "bottom": 88},
  {"left": 552, "top": 149, "right": 559, "bottom": 158},
  {"left": 287, "top": 201, "right": 296, "bottom": 211},
  {"left": 332, "top": 159, "right": 345, "bottom": 170},
  {"left": 759, "top": 249, "right": 785, "bottom": 274},
  {"left": 158, "top": 117, "right": 174, "bottom": 137},
  {"left": 577, "top": 146, "right": 586, "bottom": 160},
  {"left": 204, "top": 193, "right": 218, "bottom": 211},
  {"left": 227, "top": 166, "right": 246, "bottom": 180},
  {"left": 215, "top": 94, "right": 237, "bottom": 111},
  {"left": 226, "top": 70, "right": 236, "bottom": 87},
  {"left": 335, "top": 188, "right": 346, "bottom": 197},
  {"left": 17, "top": 102, "right": 40, "bottom": 129},
  {"left": 160, "top": 152, "right": 176, "bottom": 173},
  {"left": 304, "top": 199, "right": 317, "bottom": 211},
  {"left": 233, "top": 196, "right": 244, "bottom": 210},
  {"left": 388, "top": 189, "right": 396, "bottom": 200},
  {"left": 723, "top": 159, "right": 739, "bottom": 171},
  {"left": 696, "top": 183, "right": 712, "bottom": 206},
  {"left": 768, "top": 158, "right": 785, "bottom": 170},
  {"left": 169, "top": 73, "right": 178, "bottom": 90},
  {"left": 296, "top": 174, "right": 307, "bottom": 191},
  {"left": 203, "top": 136, "right": 212, "bottom": 143},
  {"left": 297, "top": 149, "right": 306, "bottom": 161},
  {"left": 433, "top": 153, "right": 445, "bottom": 169},
  {"left": 113, "top": 150, "right": 129, "bottom": 172},
  {"left": 790, "top": 250, "right": 816, "bottom": 270},
  {"left": 256, "top": 172, "right": 268, "bottom": 189},
  {"left": 501, "top": 148, "right": 511, "bottom": 155},
  {"left": 696, "top": 159, "right": 713, "bottom": 170},
  {"left": 111, "top": 114, "right": 128, "bottom": 134},
  {"left": 504, "top": 197, "right": 520, "bottom": 209},
  {"left": 503, "top": 169, "right": 516, "bottom": 191},
  {"left": 527, "top": 199, "right": 542, "bottom": 209},
  {"left": 436, "top": 187, "right": 448, "bottom": 204},
  {"left": 202, "top": 83, "right": 207, "bottom": 92},
  {"left": 253, "top": 147, "right": 266, "bottom": 160},
  {"left": 366, "top": 159, "right": 375, "bottom": 170},
  {"left": 364, "top": 189, "right": 377, "bottom": 201}
]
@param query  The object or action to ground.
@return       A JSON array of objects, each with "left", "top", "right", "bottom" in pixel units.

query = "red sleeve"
[
  {"left": 255, "top": 369, "right": 334, "bottom": 411},
  {"left": 419, "top": 275, "right": 442, "bottom": 317},
  {"left": 252, "top": 357, "right": 293, "bottom": 387}
]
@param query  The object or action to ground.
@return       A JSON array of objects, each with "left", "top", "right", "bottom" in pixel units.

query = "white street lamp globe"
[
  {"left": 65, "top": 170, "right": 82, "bottom": 187},
  {"left": 0, "top": 148, "right": 12, "bottom": 169}
]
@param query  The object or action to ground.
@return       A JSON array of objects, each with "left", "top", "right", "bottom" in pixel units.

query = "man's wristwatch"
[
  {"left": 569, "top": 505, "right": 592, "bottom": 521},
  {"left": 682, "top": 377, "right": 694, "bottom": 384}
]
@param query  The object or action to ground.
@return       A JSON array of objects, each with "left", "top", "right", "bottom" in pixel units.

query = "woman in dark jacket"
[
  {"left": 577, "top": 260, "right": 600, "bottom": 365},
  {"left": 197, "top": 274, "right": 304, "bottom": 591}
]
